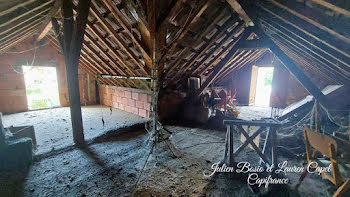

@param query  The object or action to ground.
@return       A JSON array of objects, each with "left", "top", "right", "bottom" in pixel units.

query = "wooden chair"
[{"left": 297, "top": 126, "right": 350, "bottom": 197}]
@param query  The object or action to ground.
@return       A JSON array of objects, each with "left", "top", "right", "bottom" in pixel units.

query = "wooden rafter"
[
  {"left": 37, "top": 0, "right": 61, "bottom": 41},
  {"left": 164, "top": 8, "right": 232, "bottom": 78},
  {"left": 197, "top": 27, "right": 254, "bottom": 95},
  {"left": 261, "top": 20, "right": 350, "bottom": 81},
  {"left": 265, "top": 0, "right": 350, "bottom": 44},
  {"left": 161, "top": 0, "right": 211, "bottom": 61},
  {"left": 90, "top": 3, "right": 149, "bottom": 75},
  {"left": 101, "top": 0, "right": 152, "bottom": 68},
  {"left": 168, "top": 14, "right": 239, "bottom": 80},
  {"left": 0, "top": 0, "right": 53, "bottom": 28},
  {"left": 226, "top": 0, "right": 253, "bottom": 26}
]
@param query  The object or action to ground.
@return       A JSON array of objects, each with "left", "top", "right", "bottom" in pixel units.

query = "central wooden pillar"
[{"left": 53, "top": 0, "right": 92, "bottom": 145}]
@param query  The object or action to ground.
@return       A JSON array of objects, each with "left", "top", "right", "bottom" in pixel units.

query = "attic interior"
[{"left": 0, "top": 0, "right": 349, "bottom": 196}]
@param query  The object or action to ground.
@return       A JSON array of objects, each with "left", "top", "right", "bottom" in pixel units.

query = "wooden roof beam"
[
  {"left": 0, "top": 0, "right": 53, "bottom": 27},
  {"left": 82, "top": 41, "right": 135, "bottom": 88},
  {"left": 169, "top": 16, "right": 239, "bottom": 78},
  {"left": 162, "top": 0, "right": 211, "bottom": 60},
  {"left": 261, "top": 20, "right": 350, "bottom": 79},
  {"left": 191, "top": 24, "right": 245, "bottom": 75},
  {"left": 0, "top": 30, "right": 37, "bottom": 54},
  {"left": 197, "top": 27, "right": 254, "bottom": 95},
  {"left": 217, "top": 50, "right": 265, "bottom": 81},
  {"left": 226, "top": 0, "right": 253, "bottom": 26},
  {"left": 253, "top": 26, "right": 329, "bottom": 107},
  {"left": 85, "top": 24, "right": 138, "bottom": 75},
  {"left": 164, "top": 10, "right": 232, "bottom": 79},
  {"left": 265, "top": 0, "right": 350, "bottom": 44},
  {"left": 101, "top": 0, "right": 152, "bottom": 67},
  {"left": 308, "top": 0, "right": 350, "bottom": 17},
  {"left": 89, "top": 4, "right": 149, "bottom": 75},
  {"left": 37, "top": 0, "right": 62, "bottom": 41},
  {"left": 158, "top": 0, "right": 183, "bottom": 32}
]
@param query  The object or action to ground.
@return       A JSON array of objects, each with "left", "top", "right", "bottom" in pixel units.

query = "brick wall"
[
  {"left": 99, "top": 85, "right": 152, "bottom": 118},
  {"left": 0, "top": 38, "right": 96, "bottom": 113}
]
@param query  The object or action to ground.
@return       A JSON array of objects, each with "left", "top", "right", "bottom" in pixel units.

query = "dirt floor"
[
  {"left": 0, "top": 106, "right": 345, "bottom": 197},
  {"left": 2, "top": 105, "right": 144, "bottom": 155},
  {"left": 235, "top": 106, "right": 273, "bottom": 120}
]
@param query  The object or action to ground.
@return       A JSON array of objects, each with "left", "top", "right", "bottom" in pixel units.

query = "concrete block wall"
[{"left": 99, "top": 85, "right": 152, "bottom": 118}]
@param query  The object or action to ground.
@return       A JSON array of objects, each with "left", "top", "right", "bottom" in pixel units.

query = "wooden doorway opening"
[{"left": 249, "top": 66, "right": 274, "bottom": 107}]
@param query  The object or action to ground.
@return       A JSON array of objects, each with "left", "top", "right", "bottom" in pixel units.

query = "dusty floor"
[
  {"left": 0, "top": 124, "right": 341, "bottom": 197},
  {"left": 236, "top": 106, "right": 274, "bottom": 120},
  {"left": 0, "top": 106, "right": 345, "bottom": 197},
  {"left": 2, "top": 105, "right": 144, "bottom": 155}
]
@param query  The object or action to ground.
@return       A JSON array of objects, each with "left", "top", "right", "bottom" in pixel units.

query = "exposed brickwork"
[
  {"left": 0, "top": 38, "right": 96, "bottom": 113},
  {"left": 99, "top": 85, "right": 152, "bottom": 118}
]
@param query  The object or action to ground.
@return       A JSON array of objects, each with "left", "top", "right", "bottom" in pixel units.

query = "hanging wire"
[{"left": 6, "top": 35, "right": 57, "bottom": 74}]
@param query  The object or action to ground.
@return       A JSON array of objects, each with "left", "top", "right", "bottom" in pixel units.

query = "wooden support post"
[
  {"left": 228, "top": 125, "right": 234, "bottom": 166},
  {"left": 0, "top": 113, "right": 5, "bottom": 148},
  {"left": 270, "top": 126, "right": 277, "bottom": 168},
  {"left": 52, "top": 0, "right": 91, "bottom": 146}
]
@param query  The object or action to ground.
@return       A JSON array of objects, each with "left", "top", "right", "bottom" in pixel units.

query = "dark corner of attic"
[{"left": 0, "top": 0, "right": 349, "bottom": 196}]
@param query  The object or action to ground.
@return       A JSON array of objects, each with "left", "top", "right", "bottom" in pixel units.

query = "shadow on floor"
[{"left": 0, "top": 168, "right": 30, "bottom": 196}]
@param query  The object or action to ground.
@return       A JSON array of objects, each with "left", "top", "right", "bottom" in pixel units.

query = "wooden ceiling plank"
[
  {"left": 124, "top": 0, "right": 148, "bottom": 28},
  {"left": 79, "top": 57, "right": 119, "bottom": 86},
  {"left": 308, "top": 0, "right": 350, "bottom": 17},
  {"left": 164, "top": 10, "right": 231, "bottom": 79},
  {"left": 272, "top": 36, "right": 349, "bottom": 84},
  {"left": 226, "top": 0, "right": 253, "bottom": 25},
  {"left": 0, "top": 30, "right": 37, "bottom": 54},
  {"left": 162, "top": 0, "right": 211, "bottom": 60},
  {"left": 215, "top": 50, "right": 255, "bottom": 78},
  {"left": 81, "top": 47, "right": 129, "bottom": 87},
  {"left": 102, "top": 0, "right": 151, "bottom": 67},
  {"left": 252, "top": 26, "right": 330, "bottom": 106},
  {"left": 217, "top": 50, "right": 267, "bottom": 84},
  {"left": 197, "top": 37, "right": 241, "bottom": 76},
  {"left": 0, "top": 22, "right": 42, "bottom": 47},
  {"left": 84, "top": 24, "right": 150, "bottom": 89},
  {"left": 196, "top": 27, "right": 254, "bottom": 95},
  {"left": 158, "top": 0, "right": 183, "bottom": 32},
  {"left": 86, "top": 24, "right": 138, "bottom": 76},
  {"left": 37, "top": 0, "right": 62, "bottom": 41},
  {"left": 0, "top": 0, "right": 38, "bottom": 17},
  {"left": 260, "top": 19, "right": 350, "bottom": 73},
  {"left": 168, "top": 16, "right": 239, "bottom": 79},
  {"left": 82, "top": 41, "right": 134, "bottom": 88},
  {"left": 0, "top": 0, "right": 53, "bottom": 28},
  {"left": 80, "top": 52, "right": 121, "bottom": 87},
  {"left": 258, "top": 3, "right": 350, "bottom": 59},
  {"left": 262, "top": 20, "right": 350, "bottom": 78},
  {"left": 89, "top": 4, "right": 148, "bottom": 75},
  {"left": 265, "top": 0, "right": 350, "bottom": 44},
  {"left": 0, "top": 17, "right": 44, "bottom": 43},
  {"left": 217, "top": 50, "right": 264, "bottom": 81},
  {"left": 192, "top": 24, "right": 245, "bottom": 75},
  {"left": 0, "top": 7, "right": 50, "bottom": 35}
]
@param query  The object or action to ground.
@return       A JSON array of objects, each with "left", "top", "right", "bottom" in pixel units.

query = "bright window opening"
[
  {"left": 254, "top": 67, "right": 274, "bottom": 107},
  {"left": 23, "top": 66, "right": 60, "bottom": 110}
]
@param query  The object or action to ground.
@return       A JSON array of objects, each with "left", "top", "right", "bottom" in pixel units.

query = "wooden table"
[{"left": 223, "top": 118, "right": 282, "bottom": 168}]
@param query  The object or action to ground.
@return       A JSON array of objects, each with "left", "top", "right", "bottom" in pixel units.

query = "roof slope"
[{"left": 0, "top": 0, "right": 349, "bottom": 90}]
